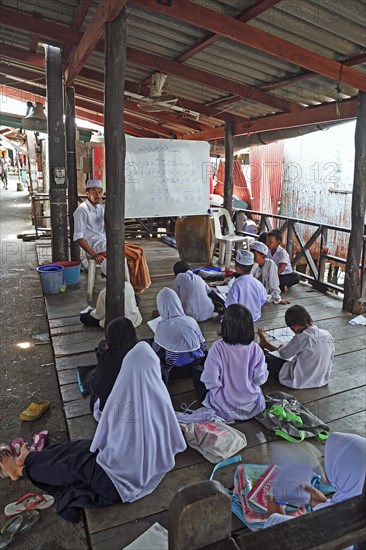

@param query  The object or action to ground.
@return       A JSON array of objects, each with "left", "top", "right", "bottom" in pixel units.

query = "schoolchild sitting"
[
  {"left": 89, "top": 317, "right": 138, "bottom": 420},
  {"left": 265, "top": 432, "right": 366, "bottom": 528},
  {"left": 258, "top": 305, "right": 334, "bottom": 389},
  {"left": 197, "top": 304, "right": 269, "bottom": 422},
  {"left": 258, "top": 231, "right": 269, "bottom": 244},
  {"left": 153, "top": 288, "right": 207, "bottom": 385},
  {"left": 226, "top": 250, "right": 267, "bottom": 321},
  {"left": 251, "top": 242, "right": 290, "bottom": 305},
  {"left": 0, "top": 342, "right": 186, "bottom": 523},
  {"left": 80, "top": 259, "right": 142, "bottom": 329},
  {"left": 173, "top": 261, "right": 215, "bottom": 321},
  {"left": 267, "top": 229, "right": 300, "bottom": 292}
]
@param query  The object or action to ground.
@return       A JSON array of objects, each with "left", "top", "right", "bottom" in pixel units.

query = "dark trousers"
[
  {"left": 208, "top": 291, "right": 226, "bottom": 314},
  {"left": 162, "top": 358, "right": 207, "bottom": 401},
  {"left": 80, "top": 312, "right": 100, "bottom": 327},
  {"left": 279, "top": 271, "right": 300, "bottom": 291},
  {"left": 265, "top": 351, "right": 286, "bottom": 380}
]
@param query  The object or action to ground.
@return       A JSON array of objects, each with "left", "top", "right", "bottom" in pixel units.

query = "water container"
[
  {"left": 37, "top": 265, "right": 64, "bottom": 294},
  {"left": 51, "top": 261, "right": 81, "bottom": 285}
]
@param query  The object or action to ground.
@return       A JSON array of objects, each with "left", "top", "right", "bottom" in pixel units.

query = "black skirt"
[{"left": 23, "top": 439, "right": 121, "bottom": 523}]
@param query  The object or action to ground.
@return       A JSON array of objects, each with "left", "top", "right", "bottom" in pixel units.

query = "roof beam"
[
  {"left": 180, "top": 98, "right": 357, "bottom": 140},
  {"left": 0, "top": 45, "right": 45, "bottom": 68},
  {"left": 132, "top": 0, "right": 366, "bottom": 93},
  {"left": 175, "top": 0, "right": 281, "bottom": 63},
  {"left": 65, "top": 0, "right": 126, "bottom": 85},
  {"left": 127, "top": 47, "right": 301, "bottom": 113},
  {"left": 63, "top": 0, "right": 93, "bottom": 63},
  {"left": 0, "top": 6, "right": 82, "bottom": 46}
]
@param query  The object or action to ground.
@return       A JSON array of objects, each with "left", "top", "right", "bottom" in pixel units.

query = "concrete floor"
[{"left": 0, "top": 175, "right": 89, "bottom": 549}]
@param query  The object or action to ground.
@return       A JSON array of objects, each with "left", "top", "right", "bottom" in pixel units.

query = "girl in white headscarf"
[
  {"left": 265, "top": 432, "right": 366, "bottom": 533},
  {"left": 0, "top": 342, "right": 186, "bottom": 523},
  {"left": 153, "top": 287, "right": 207, "bottom": 384}
]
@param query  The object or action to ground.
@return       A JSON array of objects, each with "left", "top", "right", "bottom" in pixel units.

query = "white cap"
[
  {"left": 236, "top": 249, "right": 254, "bottom": 266},
  {"left": 101, "top": 258, "right": 107, "bottom": 276},
  {"left": 86, "top": 178, "right": 103, "bottom": 189},
  {"left": 251, "top": 241, "right": 268, "bottom": 256}
]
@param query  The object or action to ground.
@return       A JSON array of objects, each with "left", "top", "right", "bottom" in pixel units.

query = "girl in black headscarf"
[{"left": 90, "top": 317, "right": 138, "bottom": 419}]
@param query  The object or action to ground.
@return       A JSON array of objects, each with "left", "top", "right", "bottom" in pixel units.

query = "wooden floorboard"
[{"left": 39, "top": 238, "right": 366, "bottom": 549}]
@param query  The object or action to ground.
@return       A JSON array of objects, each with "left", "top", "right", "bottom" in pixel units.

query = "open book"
[
  {"left": 147, "top": 316, "right": 162, "bottom": 334},
  {"left": 247, "top": 464, "right": 279, "bottom": 511}
]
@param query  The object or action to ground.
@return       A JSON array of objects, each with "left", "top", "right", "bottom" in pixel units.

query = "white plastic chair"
[
  {"left": 211, "top": 207, "right": 250, "bottom": 269},
  {"left": 87, "top": 258, "right": 130, "bottom": 302}
]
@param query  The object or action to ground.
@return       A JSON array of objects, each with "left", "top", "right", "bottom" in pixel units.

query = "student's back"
[
  {"left": 278, "top": 325, "right": 334, "bottom": 389},
  {"left": 174, "top": 270, "right": 214, "bottom": 322},
  {"left": 226, "top": 274, "right": 266, "bottom": 321}
]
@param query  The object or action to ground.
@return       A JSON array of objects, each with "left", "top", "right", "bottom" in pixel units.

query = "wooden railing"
[{"left": 238, "top": 209, "right": 366, "bottom": 296}]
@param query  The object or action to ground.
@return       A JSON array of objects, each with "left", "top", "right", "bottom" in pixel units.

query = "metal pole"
[
  {"left": 105, "top": 7, "right": 127, "bottom": 328},
  {"left": 65, "top": 86, "right": 80, "bottom": 261},
  {"left": 45, "top": 45, "right": 69, "bottom": 261},
  {"left": 223, "top": 121, "right": 234, "bottom": 216}
]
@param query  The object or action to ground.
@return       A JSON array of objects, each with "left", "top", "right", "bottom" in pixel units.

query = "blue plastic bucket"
[
  {"left": 37, "top": 265, "right": 64, "bottom": 294},
  {"left": 51, "top": 261, "right": 81, "bottom": 285}
]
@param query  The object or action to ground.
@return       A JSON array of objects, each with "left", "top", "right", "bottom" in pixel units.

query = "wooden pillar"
[
  {"left": 45, "top": 45, "right": 69, "bottom": 261},
  {"left": 343, "top": 91, "right": 366, "bottom": 313},
  {"left": 104, "top": 7, "right": 126, "bottom": 328},
  {"left": 65, "top": 86, "right": 80, "bottom": 261},
  {"left": 223, "top": 122, "right": 234, "bottom": 216}
]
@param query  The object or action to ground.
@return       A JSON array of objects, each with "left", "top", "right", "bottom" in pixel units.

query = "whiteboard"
[{"left": 125, "top": 137, "right": 211, "bottom": 218}]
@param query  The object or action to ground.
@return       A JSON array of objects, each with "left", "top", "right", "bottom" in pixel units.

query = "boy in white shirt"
[
  {"left": 267, "top": 229, "right": 300, "bottom": 292},
  {"left": 80, "top": 260, "right": 142, "bottom": 329},
  {"left": 258, "top": 305, "right": 334, "bottom": 389},
  {"left": 251, "top": 242, "right": 289, "bottom": 305}
]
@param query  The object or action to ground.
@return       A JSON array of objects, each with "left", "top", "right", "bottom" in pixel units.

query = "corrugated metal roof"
[{"left": 0, "top": 0, "right": 365, "bottom": 137}]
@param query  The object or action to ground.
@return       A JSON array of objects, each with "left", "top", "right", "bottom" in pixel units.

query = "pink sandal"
[
  {"left": 4, "top": 493, "right": 54, "bottom": 516},
  {"left": 29, "top": 430, "right": 48, "bottom": 452}
]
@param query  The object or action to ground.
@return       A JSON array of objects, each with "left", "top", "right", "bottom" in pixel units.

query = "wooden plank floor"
[{"left": 39, "top": 239, "right": 366, "bottom": 550}]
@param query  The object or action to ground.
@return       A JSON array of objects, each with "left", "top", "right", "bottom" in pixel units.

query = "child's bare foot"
[
  {"left": 151, "top": 309, "right": 160, "bottom": 319},
  {"left": 16, "top": 442, "right": 30, "bottom": 466},
  {"left": 0, "top": 449, "right": 24, "bottom": 480}
]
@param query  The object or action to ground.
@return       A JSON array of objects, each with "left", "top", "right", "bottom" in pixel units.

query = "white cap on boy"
[
  {"left": 236, "top": 249, "right": 254, "bottom": 266},
  {"left": 251, "top": 242, "right": 269, "bottom": 256},
  {"left": 86, "top": 178, "right": 103, "bottom": 189}
]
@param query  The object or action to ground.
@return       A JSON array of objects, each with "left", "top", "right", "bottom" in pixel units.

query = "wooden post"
[
  {"left": 168, "top": 481, "right": 238, "bottom": 550},
  {"left": 223, "top": 122, "right": 234, "bottom": 216},
  {"left": 65, "top": 86, "right": 80, "bottom": 261},
  {"left": 45, "top": 45, "right": 69, "bottom": 261},
  {"left": 343, "top": 91, "right": 366, "bottom": 313},
  {"left": 104, "top": 7, "right": 126, "bottom": 328}
]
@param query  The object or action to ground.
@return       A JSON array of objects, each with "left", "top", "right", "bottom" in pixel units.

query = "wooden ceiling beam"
[
  {"left": 180, "top": 98, "right": 357, "bottom": 140},
  {"left": 0, "top": 45, "right": 45, "bottom": 68},
  {"left": 175, "top": 0, "right": 282, "bottom": 63},
  {"left": 63, "top": 0, "right": 93, "bottom": 63},
  {"left": 127, "top": 47, "right": 301, "bottom": 114},
  {"left": 65, "top": 0, "right": 126, "bottom": 85},
  {"left": 132, "top": 0, "right": 366, "bottom": 93}
]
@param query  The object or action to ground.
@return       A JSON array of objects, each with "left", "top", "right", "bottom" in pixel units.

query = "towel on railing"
[{"left": 125, "top": 243, "right": 151, "bottom": 294}]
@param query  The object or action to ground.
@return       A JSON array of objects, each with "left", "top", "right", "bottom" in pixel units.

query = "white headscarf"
[
  {"left": 314, "top": 432, "right": 366, "bottom": 509},
  {"left": 90, "top": 341, "right": 187, "bottom": 502},
  {"left": 154, "top": 287, "right": 204, "bottom": 352}
]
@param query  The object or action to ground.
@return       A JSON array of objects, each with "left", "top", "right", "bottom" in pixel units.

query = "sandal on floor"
[
  {"left": 10, "top": 438, "right": 25, "bottom": 458},
  {"left": 0, "top": 511, "right": 40, "bottom": 548},
  {"left": 5, "top": 493, "right": 54, "bottom": 517},
  {"left": 29, "top": 431, "right": 48, "bottom": 452},
  {"left": 19, "top": 401, "right": 50, "bottom": 422}
]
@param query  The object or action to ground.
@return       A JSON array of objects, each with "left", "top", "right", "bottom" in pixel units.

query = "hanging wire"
[{"left": 335, "top": 64, "right": 343, "bottom": 118}]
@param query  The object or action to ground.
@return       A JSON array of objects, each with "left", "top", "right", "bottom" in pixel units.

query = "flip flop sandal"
[
  {"left": 10, "top": 438, "right": 25, "bottom": 458},
  {"left": 17, "top": 510, "right": 40, "bottom": 535},
  {"left": 19, "top": 401, "right": 50, "bottom": 422},
  {"left": 0, "top": 515, "right": 23, "bottom": 549},
  {"left": 29, "top": 431, "right": 48, "bottom": 453},
  {"left": 5, "top": 493, "right": 54, "bottom": 517}
]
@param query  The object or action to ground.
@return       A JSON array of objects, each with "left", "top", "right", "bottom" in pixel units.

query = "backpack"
[{"left": 255, "top": 391, "right": 330, "bottom": 443}]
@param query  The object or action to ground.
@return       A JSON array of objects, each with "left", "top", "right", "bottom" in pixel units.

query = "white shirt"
[
  {"left": 251, "top": 258, "right": 282, "bottom": 304},
  {"left": 90, "top": 283, "right": 142, "bottom": 329},
  {"left": 268, "top": 245, "right": 292, "bottom": 275},
  {"left": 278, "top": 325, "right": 334, "bottom": 389},
  {"left": 226, "top": 274, "right": 267, "bottom": 321},
  {"left": 73, "top": 199, "right": 106, "bottom": 253},
  {"left": 174, "top": 270, "right": 214, "bottom": 322}
]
